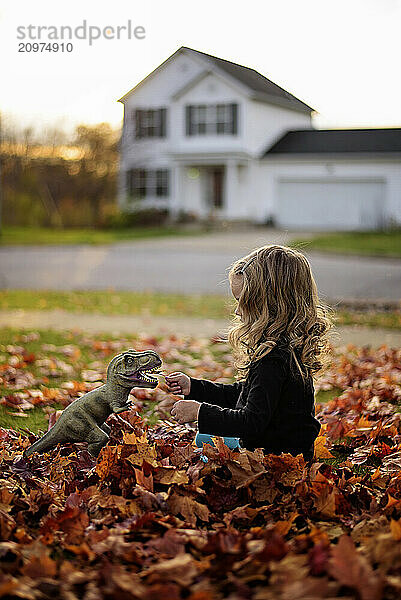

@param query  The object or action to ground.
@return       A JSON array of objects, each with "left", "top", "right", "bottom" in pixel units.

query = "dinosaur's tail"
[{"left": 23, "top": 429, "right": 59, "bottom": 458}]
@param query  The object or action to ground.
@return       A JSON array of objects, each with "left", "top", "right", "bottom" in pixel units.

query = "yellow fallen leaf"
[{"left": 314, "top": 433, "right": 335, "bottom": 459}]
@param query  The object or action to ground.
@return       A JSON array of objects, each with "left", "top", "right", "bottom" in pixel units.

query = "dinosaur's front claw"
[{"left": 113, "top": 404, "right": 133, "bottom": 414}]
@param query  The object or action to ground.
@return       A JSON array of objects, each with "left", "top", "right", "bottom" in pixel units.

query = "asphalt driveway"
[{"left": 0, "top": 228, "right": 400, "bottom": 301}]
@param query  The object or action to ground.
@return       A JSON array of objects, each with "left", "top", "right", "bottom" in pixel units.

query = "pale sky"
[{"left": 1, "top": 0, "right": 400, "bottom": 136}]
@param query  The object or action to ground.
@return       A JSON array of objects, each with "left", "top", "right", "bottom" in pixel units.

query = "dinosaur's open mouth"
[
  {"left": 136, "top": 366, "right": 161, "bottom": 384},
  {"left": 126, "top": 363, "right": 162, "bottom": 387}
]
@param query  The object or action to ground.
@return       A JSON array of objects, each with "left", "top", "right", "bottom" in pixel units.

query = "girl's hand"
[
  {"left": 165, "top": 372, "right": 191, "bottom": 396},
  {"left": 170, "top": 399, "right": 201, "bottom": 423}
]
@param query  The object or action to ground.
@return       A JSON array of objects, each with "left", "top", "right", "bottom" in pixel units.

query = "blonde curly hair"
[{"left": 226, "top": 244, "right": 334, "bottom": 382}]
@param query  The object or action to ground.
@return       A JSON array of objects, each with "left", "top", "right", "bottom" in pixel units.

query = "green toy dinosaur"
[{"left": 24, "top": 349, "right": 162, "bottom": 458}]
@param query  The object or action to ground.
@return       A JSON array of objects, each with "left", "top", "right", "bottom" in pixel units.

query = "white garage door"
[{"left": 276, "top": 179, "right": 385, "bottom": 230}]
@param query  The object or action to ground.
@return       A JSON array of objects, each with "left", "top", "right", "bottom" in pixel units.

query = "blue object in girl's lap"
[
  {"left": 195, "top": 432, "right": 241, "bottom": 449},
  {"left": 195, "top": 432, "right": 241, "bottom": 462}
]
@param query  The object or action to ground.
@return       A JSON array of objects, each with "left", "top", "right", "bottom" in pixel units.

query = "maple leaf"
[
  {"left": 3, "top": 333, "right": 401, "bottom": 597},
  {"left": 314, "top": 485, "right": 338, "bottom": 519},
  {"left": 153, "top": 466, "right": 189, "bottom": 485},
  {"left": 0, "top": 576, "right": 38, "bottom": 600},
  {"left": 268, "top": 552, "right": 310, "bottom": 589},
  {"left": 133, "top": 467, "right": 154, "bottom": 492},
  {"left": 252, "top": 474, "right": 279, "bottom": 503},
  {"left": 169, "top": 443, "right": 195, "bottom": 467},
  {"left": 21, "top": 553, "right": 57, "bottom": 578},
  {"left": 328, "top": 534, "right": 383, "bottom": 600},
  {"left": 144, "top": 528, "right": 187, "bottom": 557},
  {"left": 95, "top": 444, "right": 121, "bottom": 480},
  {"left": 314, "top": 430, "right": 335, "bottom": 459},
  {"left": 226, "top": 461, "right": 266, "bottom": 489},
  {"left": 0, "top": 488, "right": 15, "bottom": 512},
  {"left": 142, "top": 553, "right": 198, "bottom": 587},
  {"left": 40, "top": 506, "right": 89, "bottom": 545},
  {"left": 390, "top": 518, "right": 401, "bottom": 541},
  {"left": 167, "top": 491, "right": 210, "bottom": 527},
  {"left": 263, "top": 453, "right": 307, "bottom": 485},
  {"left": 308, "top": 540, "right": 331, "bottom": 576},
  {"left": 363, "top": 530, "right": 401, "bottom": 575},
  {"left": 273, "top": 511, "right": 300, "bottom": 537},
  {"left": 126, "top": 440, "right": 158, "bottom": 468}
]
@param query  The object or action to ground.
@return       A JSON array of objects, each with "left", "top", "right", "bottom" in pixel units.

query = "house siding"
[
  {"left": 255, "top": 158, "right": 401, "bottom": 226},
  {"left": 244, "top": 101, "right": 311, "bottom": 156},
  {"left": 118, "top": 47, "right": 401, "bottom": 229}
]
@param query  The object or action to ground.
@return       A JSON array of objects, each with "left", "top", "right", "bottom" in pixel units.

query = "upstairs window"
[
  {"left": 134, "top": 108, "right": 167, "bottom": 138},
  {"left": 186, "top": 103, "right": 238, "bottom": 136},
  {"left": 127, "top": 169, "right": 169, "bottom": 199}
]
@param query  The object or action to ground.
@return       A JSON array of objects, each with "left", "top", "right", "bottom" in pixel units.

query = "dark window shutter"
[
  {"left": 135, "top": 110, "right": 142, "bottom": 138},
  {"left": 165, "top": 169, "right": 170, "bottom": 196},
  {"left": 231, "top": 104, "right": 238, "bottom": 134},
  {"left": 132, "top": 169, "right": 139, "bottom": 196},
  {"left": 156, "top": 170, "right": 161, "bottom": 196},
  {"left": 145, "top": 110, "right": 152, "bottom": 137},
  {"left": 140, "top": 169, "right": 147, "bottom": 197},
  {"left": 186, "top": 106, "right": 193, "bottom": 136},
  {"left": 126, "top": 169, "right": 133, "bottom": 196},
  {"left": 160, "top": 108, "right": 167, "bottom": 137}
]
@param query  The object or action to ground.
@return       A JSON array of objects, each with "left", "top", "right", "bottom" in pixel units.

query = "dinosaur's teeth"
[{"left": 141, "top": 371, "right": 157, "bottom": 381}]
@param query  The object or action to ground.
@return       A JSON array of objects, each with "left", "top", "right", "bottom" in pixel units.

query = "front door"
[{"left": 205, "top": 166, "right": 225, "bottom": 213}]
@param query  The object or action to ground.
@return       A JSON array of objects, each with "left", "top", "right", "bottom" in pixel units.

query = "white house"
[{"left": 117, "top": 46, "right": 401, "bottom": 230}]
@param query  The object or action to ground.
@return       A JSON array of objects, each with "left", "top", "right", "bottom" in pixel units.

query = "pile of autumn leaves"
[{"left": 1, "top": 334, "right": 401, "bottom": 599}]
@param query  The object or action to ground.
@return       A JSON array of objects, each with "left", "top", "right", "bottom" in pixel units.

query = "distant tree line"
[{"left": 0, "top": 115, "right": 120, "bottom": 228}]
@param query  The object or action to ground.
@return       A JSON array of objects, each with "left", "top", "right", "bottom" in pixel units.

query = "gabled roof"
[
  {"left": 263, "top": 128, "right": 401, "bottom": 156},
  {"left": 181, "top": 47, "right": 315, "bottom": 113},
  {"left": 118, "top": 46, "right": 315, "bottom": 114}
]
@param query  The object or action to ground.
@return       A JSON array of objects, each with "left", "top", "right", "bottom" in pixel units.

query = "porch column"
[
  {"left": 117, "top": 165, "right": 128, "bottom": 211},
  {"left": 170, "top": 163, "right": 182, "bottom": 219},
  {"left": 225, "top": 160, "right": 239, "bottom": 219}
]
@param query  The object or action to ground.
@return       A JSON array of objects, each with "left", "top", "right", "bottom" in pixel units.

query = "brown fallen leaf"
[
  {"left": 167, "top": 491, "right": 210, "bottom": 527},
  {"left": 327, "top": 534, "right": 384, "bottom": 600},
  {"left": 314, "top": 485, "right": 338, "bottom": 519},
  {"left": 153, "top": 466, "right": 189, "bottom": 485},
  {"left": 21, "top": 553, "right": 57, "bottom": 578},
  {"left": 141, "top": 552, "right": 198, "bottom": 587}
]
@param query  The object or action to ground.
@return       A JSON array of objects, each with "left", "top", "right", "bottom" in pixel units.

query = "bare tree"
[
  {"left": 44, "top": 124, "right": 67, "bottom": 157},
  {"left": 22, "top": 126, "right": 35, "bottom": 160}
]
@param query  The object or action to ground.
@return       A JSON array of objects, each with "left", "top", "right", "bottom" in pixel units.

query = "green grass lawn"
[
  {"left": 292, "top": 230, "right": 401, "bottom": 258},
  {"left": 0, "top": 400, "right": 164, "bottom": 434},
  {"left": 0, "top": 403, "right": 65, "bottom": 434},
  {"left": 0, "top": 225, "right": 209, "bottom": 245},
  {"left": 0, "top": 289, "right": 233, "bottom": 319},
  {"left": 2, "top": 226, "right": 401, "bottom": 256},
  {"left": 1, "top": 289, "right": 400, "bottom": 329},
  {"left": 0, "top": 327, "right": 342, "bottom": 434},
  {"left": 2, "top": 391, "right": 339, "bottom": 435},
  {"left": 0, "top": 327, "right": 165, "bottom": 433}
]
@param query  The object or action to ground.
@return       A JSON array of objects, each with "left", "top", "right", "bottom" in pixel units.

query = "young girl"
[{"left": 165, "top": 244, "right": 333, "bottom": 463}]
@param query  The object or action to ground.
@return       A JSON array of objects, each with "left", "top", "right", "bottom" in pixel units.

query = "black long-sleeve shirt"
[{"left": 183, "top": 344, "right": 321, "bottom": 462}]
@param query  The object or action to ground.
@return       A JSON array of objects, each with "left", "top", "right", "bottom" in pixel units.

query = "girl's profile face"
[{"left": 230, "top": 275, "right": 243, "bottom": 318}]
